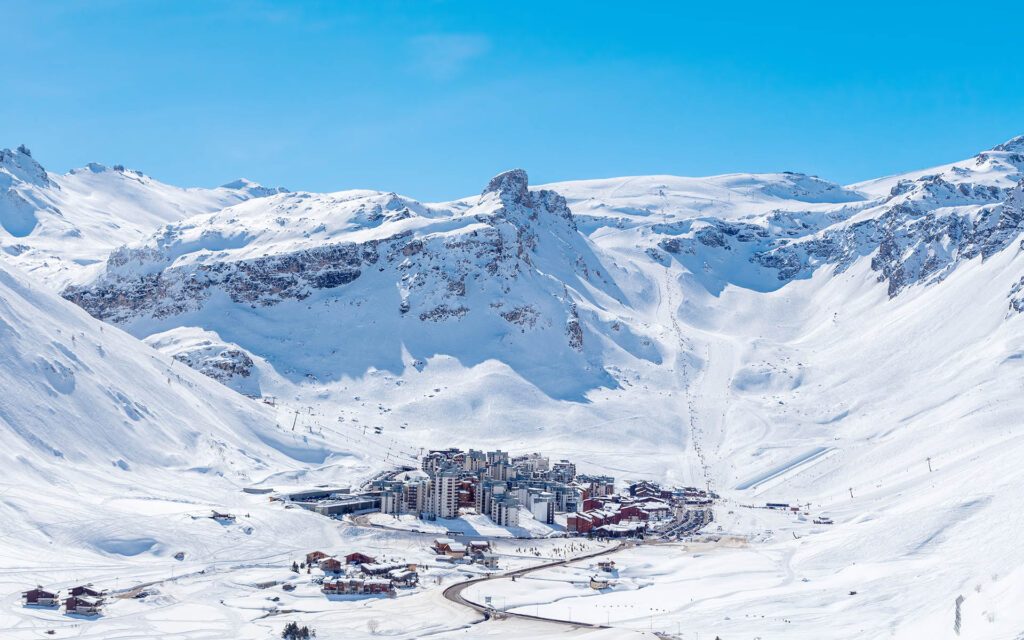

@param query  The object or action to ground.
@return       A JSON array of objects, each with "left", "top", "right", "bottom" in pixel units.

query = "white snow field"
[
  {"left": 0, "top": 146, "right": 285, "bottom": 288},
  {"left": 2, "top": 136, "right": 1024, "bottom": 638}
]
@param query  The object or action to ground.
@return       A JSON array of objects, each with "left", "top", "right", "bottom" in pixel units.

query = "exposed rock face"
[
  {"left": 1, "top": 146, "right": 55, "bottom": 237},
  {"left": 754, "top": 177, "right": 1024, "bottom": 296},
  {"left": 65, "top": 239, "right": 380, "bottom": 321},
  {"left": 65, "top": 169, "right": 596, "bottom": 328},
  {"left": 1, "top": 146, "right": 51, "bottom": 188},
  {"left": 61, "top": 170, "right": 632, "bottom": 398},
  {"left": 639, "top": 156, "right": 1024, "bottom": 299},
  {"left": 49, "top": 137, "right": 1024, "bottom": 400},
  {"left": 173, "top": 346, "right": 255, "bottom": 384},
  {"left": 1, "top": 145, "right": 289, "bottom": 287},
  {"left": 143, "top": 329, "right": 262, "bottom": 395}
]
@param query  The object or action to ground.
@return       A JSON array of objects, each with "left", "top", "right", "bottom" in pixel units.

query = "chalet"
[
  {"left": 322, "top": 578, "right": 394, "bottom": 595},
  {"left": 70, "top": 585, "right": 105, "bottom": 598},
  {"left": 64, "top": 595, "right": 103, "bottom": 616},
  {"left": 306, "top": 551, "right": 329, "bottom": 566},
  {"left": 478, "top": 552, "right": 499, "bottom": 569},
  {"left": 211, "top": 511, "right": 236, "bottom": 522},
  {"left": 320, "top": 557, "right": 343, "bottom": 573},
  {"left": 597, "top": 560, "right": 616, "bottom": 573},
  {"left": 22, "top": 587, "right": 59, "bottom": 607},
  {"left": 432, "top": 537, "right": 456, "bottom": 554},
  {"left": 361, "top": 562, "right": 406, "bottom": 576},
  {"left": 468, "top": 540, "right": 491, "bottom": 553},
  {"left": 345, "top": 552, "right": 377, "bottom": 565},
  {"left": 445, "top": 542, "right": 467, "bottom": 558},
  {"left": 432, "top": 538, "right": 467, "bottom": 558},
  {"left": 589, "top": 575, "right": 611, "bottom": 590},
  {"left": 388, "top": 568, "right": 419, "bottom": 587}
]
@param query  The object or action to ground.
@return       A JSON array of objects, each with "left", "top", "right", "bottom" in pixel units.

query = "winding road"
[{"left": 441, "top": 542, "right": 627, "bottom": 629}]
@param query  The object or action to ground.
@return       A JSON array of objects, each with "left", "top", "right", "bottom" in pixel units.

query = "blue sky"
[{"left": 3, "top": 1, "right": 1024, "bottom": 200}]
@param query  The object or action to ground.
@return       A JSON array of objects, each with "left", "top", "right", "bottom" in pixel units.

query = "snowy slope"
[
  {"left": 4, "top": 135, "right": 1024, "bottom": 638},
  {"left": 63, "top": 168, "right": 656, "bottom": 400},
  {"left": 0, "top": 261, "right": 329, "bottom": 473},
  {"left": 0, "top": 145, "right": 286, "bottom": 288},
  {"left": 0, "top": 259, "right": 451, "bottom": 639},
  {"left": 0, "top": 257, "right": 355, "bottom": 575}
]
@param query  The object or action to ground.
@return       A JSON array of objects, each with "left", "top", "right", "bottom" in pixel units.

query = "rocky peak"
[
  {"left": 479, "top": 168, "right": 576, "bottom": 232},
  {"left": 0, "top": 145, "right": 50, "bottom": 188},
  {"left": 997, "top": 179, "right": 1024, "bottom": 233},
  {"left": 992, "top": 135, "right": 1024, "bottom": 153},
  {"left": 482, "top": 168, "right": 531, "bottom": 205},
  {"left": 220, "top": 178, "right": 290, "bottom": 198}
]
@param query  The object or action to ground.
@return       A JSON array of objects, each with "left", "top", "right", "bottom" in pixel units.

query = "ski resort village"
[
  {"left": 6, "top": 131, "right": 1024, "bottom": 637},
  {"left": 277, "top": 446, "right": 716, "bottom": 538},
  {"left": 11, "top": 431, "right": 843, "bottom": 638},
  {"left": 11, "top": 0, "right": 1024, "bottom": 636}
]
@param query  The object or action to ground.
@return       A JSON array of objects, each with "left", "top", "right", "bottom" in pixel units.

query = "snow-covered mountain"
[
  {"left": 0, "top": 261, "right": 317, "bottom": 474},
  {"left": 57, "top": 137, "right": 1024, "bottom": 406},
  {"left": 0, "top": 257, "right": 361, "bottom": 579},
  {"left": 0, "top": 145, "right": 286, "bottom": 288},
  {"left": 4, "top": 136, "right": 1024, "bottom": 638},
  {"left": 62, "top": 167, "right": 655, "bottom": 399},
  {"left": 0, "top": 258, "right": 446, "bottom": 639}
]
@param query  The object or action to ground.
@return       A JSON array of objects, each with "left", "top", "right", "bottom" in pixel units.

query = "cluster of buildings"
[
  {"left": 432, "top": 537, "right": 498, "bottom": 568},
  {"left": 372, "top": 448, "right": 614, "bottom": 528},
  {"left": 22, "top": 585, "right": 105, "bottom": 616},
  {"left": 306, "top": 550, "right": 418, "bottom": 597},
  {"left": 282, "top": 448, "right": 715, "bottom": 541},
  {"left": 567, "top": 480, "right": 714, "bottom": 537}
]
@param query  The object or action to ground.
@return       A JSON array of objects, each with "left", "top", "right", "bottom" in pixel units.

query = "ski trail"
[{"left": 657, "top": 195, "right": 714, "bottom": 494}]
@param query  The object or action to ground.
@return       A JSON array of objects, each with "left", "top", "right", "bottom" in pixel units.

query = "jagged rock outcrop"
[
  {"left": 38, "top": 136, "right": 1024, "bottom": 401},
  {"left": 753, "top": 177, "right": 1024, "bottom": 296},
  {"left": 60, "top": 169, "right": 643, "bottom": 398},
  {"left": 0, "top": 145, "right": 56, "bottom": 238},
  {"left": 0, "top": 145, "right": 289, "bottom": 286}
]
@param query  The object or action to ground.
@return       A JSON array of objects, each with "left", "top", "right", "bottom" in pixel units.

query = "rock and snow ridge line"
[
  {"left": 5, "top": 137, "right": 1024, "bottom": 639},
  {"left": 7, "top": 135, "right": 1024, "bottom": 403},
  {"left": 0, "top": 144, "right": 288, "bottom": 287},
  {"left": 57, "top": 166, "right": 638, "bottom": 398},
  {"left": 34, "top": 135, "right": 1024, "bottom": 398}
]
